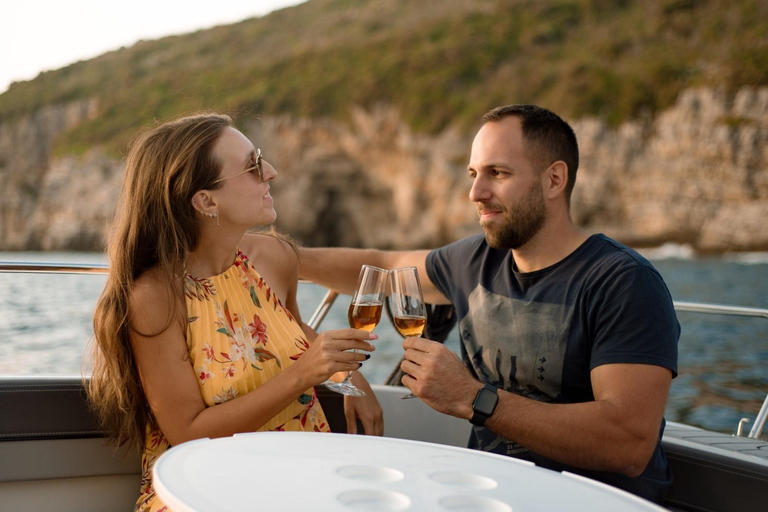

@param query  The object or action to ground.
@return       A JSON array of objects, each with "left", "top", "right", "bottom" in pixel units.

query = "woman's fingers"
[
  {"left": 332, "top": 328, "right": 378, "bottom": 342},
  {"left": 316, "top": 330, "right": 377, "bottom": 355},
  {"left": 298, "top": 328, "right": 378, "bottom": 383},
  {"left": 337, "top": 352, "right": 370, "bottom": 363}
]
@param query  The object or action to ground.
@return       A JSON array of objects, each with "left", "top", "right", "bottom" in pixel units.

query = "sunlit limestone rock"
[{"left": 0, "top": 88, "right": 766, "bottom": 253}]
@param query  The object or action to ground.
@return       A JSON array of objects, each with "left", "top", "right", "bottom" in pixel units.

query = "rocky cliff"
[
  {"left": 0, "top": 87, "right": 766, "bottom": 253},
  {"left": 573, "top": 87, "right": 768, "bottom": 253}
]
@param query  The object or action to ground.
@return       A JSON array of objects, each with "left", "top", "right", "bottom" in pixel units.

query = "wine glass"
[
  {"left": 325, "top": 264, "right": 388, "bottom": 396},
  {"left": 389, "top": 266, "right": 427, "bottom": 399}
]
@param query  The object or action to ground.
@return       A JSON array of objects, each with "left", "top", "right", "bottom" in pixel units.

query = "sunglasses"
[{"left": 213, "top": 148, "right": 263, "bottom": 184}]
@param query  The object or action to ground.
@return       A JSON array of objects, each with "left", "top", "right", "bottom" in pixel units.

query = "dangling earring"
[{"left": 205, "top": 211, "right": 220, "bottom": 227}]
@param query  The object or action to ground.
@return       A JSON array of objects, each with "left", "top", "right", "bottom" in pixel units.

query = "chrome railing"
[
  {"left": 0, "top": 262, "right": 109, "bottom": 274},
  {"left": 674, "top": 301, "right": 768, "bottom": 320},
  {"left": 672, "top": 300, "right": 768, "bottom": 439},
  {"left": 1, "top": 262, "right": 766, "bottom": 437},
  {"left": 306, "top": 289, "right": 339, "bottom": 331}
]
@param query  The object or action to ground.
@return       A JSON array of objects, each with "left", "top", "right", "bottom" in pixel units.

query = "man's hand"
[
  {"left": 400, "top": 337, "right": 480, "bottom": 419},
  {"left": 343, "top": 372, "right": 384, "bottom": 435}
]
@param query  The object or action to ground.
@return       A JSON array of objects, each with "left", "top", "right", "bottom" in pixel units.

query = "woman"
[{"left": 88, "top": 112, "right": 383, "bottom": 511}]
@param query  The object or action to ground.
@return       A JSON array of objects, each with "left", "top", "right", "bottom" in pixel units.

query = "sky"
[{"left": 1, "top": 0, "right": 307, "bottom": 94}]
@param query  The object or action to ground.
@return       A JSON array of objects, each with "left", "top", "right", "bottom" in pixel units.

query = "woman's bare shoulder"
[
  {"left": 130, "top": 266, "right": 183, "bottom": 333},
  {"left": 132, "top": 266, "right": 170, "bottom": 301},
  {"left": 240, "top": 232, "right": 298, "bottom": 269}
]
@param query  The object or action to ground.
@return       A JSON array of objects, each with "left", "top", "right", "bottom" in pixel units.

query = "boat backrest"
[{"left": 0, "top": 376, "right": 141, "bottom": 512}]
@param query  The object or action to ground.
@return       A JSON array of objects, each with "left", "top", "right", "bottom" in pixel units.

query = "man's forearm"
[
  {"left": 477, "top": 364, "right": 671, "bottom": 477},
  {"left": 484, "top": 392, "right": 658, "bottom": 477},
  {"left": 300, "top": 247, "right": 449, "bottom": 307},
  {"left": 299, "top": 247, "right": 392, "bottom": 294},
  {"left": 416, "top": 350, "right": 669, "bottom": 478}
]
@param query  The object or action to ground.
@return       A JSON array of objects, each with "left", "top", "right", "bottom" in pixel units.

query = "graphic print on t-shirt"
[{"left": 460, "top": 285, "right": 571, "bottom": 402}]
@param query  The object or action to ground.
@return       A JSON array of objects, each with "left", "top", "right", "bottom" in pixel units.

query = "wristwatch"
[{"left": 470, "top": 383, "right": 499, "bottom": 426}]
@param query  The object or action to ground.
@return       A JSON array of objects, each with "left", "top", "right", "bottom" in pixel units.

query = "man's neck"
[{"left": 511, "top": 222, "right": 589, "bottom": 273}]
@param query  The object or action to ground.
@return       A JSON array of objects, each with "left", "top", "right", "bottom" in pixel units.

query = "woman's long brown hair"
[{"left": 88, "top": 112, "right": 233, "bottom": 449}]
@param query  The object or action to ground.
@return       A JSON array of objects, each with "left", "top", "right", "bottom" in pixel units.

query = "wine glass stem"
[{"left": 341, "top": 349, "right": 359, "bottom": 384}]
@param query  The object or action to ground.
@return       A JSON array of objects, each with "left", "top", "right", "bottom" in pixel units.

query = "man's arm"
[
  {"left": 401, "top": 338, "right": 671, "bottom": 477},
  {"left": 299, "top": 247, "right": 451, "bottom": 305}
]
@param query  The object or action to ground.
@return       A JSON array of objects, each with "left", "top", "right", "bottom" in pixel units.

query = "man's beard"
[{"left": 479, "top": 182, "right": 547, "bottom": 250}]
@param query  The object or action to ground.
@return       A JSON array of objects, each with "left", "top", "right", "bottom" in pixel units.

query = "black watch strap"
[{"left": 470, "top": 383, "right": 499, "bottom": 427}]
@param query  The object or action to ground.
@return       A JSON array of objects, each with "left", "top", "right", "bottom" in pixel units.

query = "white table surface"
[{"left": 153, "top": 432, "right": 665, "bottom": 512}]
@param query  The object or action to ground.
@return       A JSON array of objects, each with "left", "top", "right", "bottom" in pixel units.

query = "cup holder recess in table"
[{"left": 336, "top": 489, "right": 411, "bottom": 510}]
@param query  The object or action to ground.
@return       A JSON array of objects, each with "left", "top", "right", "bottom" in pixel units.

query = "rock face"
[
  {"left": 0, "top": 87, "right": 766, "bottom": 253},
  {"left": 0, "top": 99, "right": 119, "bottom": 251},
  {"left": 572, "top": 87, "right": 768, "bottom": 253}
]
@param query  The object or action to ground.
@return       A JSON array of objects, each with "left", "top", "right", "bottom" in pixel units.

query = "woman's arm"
[{"left": 128, "top": 267, "right": 375, "bottom": 447}]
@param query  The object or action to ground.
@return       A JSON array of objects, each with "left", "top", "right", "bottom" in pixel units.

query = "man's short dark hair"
[{"left": 482, "top": 105, "right": 579, "bottom": 206}]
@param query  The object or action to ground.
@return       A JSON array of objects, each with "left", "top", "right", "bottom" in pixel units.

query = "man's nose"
[{"left": 469, "top": 176, "right": 491, "bottom": 203}]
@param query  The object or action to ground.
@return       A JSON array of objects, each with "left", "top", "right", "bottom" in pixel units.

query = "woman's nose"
[{"left": 262, "top": 161, "right": 277, "bottom": 181}]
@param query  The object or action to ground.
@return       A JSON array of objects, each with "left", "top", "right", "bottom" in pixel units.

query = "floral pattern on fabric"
[
  {"left": 212, "top": 299, "right": 280, "bottom": 371},
  {"left": 136, "top": 249, "right": 328, "bottom": 512},
  {"left": 235, "top": 251, "right": 298, "bottom": 322},
  {"left": 135, "top": 426, "right": 170, "bottom": 512},
  {"left": 183, "top": 274, "right": 217, "bottom": 301}
]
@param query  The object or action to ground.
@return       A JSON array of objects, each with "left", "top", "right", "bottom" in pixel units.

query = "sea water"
[{"left": 1, "top": 247, "right": 766, "bottom": 435}]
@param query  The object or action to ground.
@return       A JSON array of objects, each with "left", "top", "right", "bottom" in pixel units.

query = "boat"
[{"left": 0, "top": 262, "right": 766, "bottom": 511}]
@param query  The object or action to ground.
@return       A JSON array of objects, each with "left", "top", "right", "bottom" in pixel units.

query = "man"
[{"left": 300, "top": 105, "right": 679, "bottom": 503}]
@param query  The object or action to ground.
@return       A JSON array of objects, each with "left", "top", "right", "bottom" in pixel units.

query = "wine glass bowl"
[
  {"left": 325, "top": 265, "right": 389, "bottom": 397},
  {"left": 392, "top": 314, "right": 427, "bottom": 337},
  {"left": 348, "top": 301, "right": 383, "bottom": 332}
]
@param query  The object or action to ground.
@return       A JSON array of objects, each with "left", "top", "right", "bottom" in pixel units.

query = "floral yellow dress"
[{"left": 136, "top": 250, "right": 330, "bottom": 512}]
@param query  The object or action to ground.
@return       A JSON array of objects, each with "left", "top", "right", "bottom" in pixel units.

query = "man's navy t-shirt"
[{"left": 426, "top": 233, "right": 679, "bottom": 503}]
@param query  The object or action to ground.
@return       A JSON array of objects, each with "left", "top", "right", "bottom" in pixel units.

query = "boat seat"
[
  {"left": 3, "top": 376, "right": 767, "bottom": 512},
  {"left": 662, "top": 421, "right": 768, "bottom": 512},
  {"left": 0, "top": 376, "right": 141, "bottom": 512}
]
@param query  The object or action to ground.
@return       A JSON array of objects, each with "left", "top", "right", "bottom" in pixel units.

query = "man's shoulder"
[
  {"left": 577, "top": 235, "right": 670, "bottom": 294},
  {"left": 585, "top": 234, "right": 655, "bottom": 273},
  {"left": 426, "top": 235, "right": 498, "bottom": 293},
  {"left": 429, "top": 234, "right": 507, "bottom": 269},
  {"left": 433, "top": 234, "right": 493, "bottom": 258}
]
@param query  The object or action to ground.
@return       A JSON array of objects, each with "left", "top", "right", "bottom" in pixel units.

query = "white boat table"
[{"left": 153, "top": 431, "right": 665, "bottom": 512}]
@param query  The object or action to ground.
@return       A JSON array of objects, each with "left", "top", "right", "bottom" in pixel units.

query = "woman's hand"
[
  {"left": 344, "top": 372, "right": 384, "bottom": 436},
  {"left": 291, "top": 328, "right": 376, "bottom": 389}
]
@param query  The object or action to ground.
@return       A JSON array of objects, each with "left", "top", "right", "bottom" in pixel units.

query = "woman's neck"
[{"left": 186, "top": 229, "right": 244, "bottom": 277}]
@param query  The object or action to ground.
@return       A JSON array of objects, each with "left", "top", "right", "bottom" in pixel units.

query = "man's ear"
[
  {"left": 191, "top": 190, "right": 218, "bottom": 215},
  {"left": 544, "top": 161, "right": 568, "bottom": 200}
]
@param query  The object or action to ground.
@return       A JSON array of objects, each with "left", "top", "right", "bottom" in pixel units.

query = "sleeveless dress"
[{"left": 135, "top": 250, "right": 330, "bottom": 512}]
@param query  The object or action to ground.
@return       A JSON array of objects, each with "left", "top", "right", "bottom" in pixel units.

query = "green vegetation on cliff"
[{"left": 1, "top": 0, "right": 766, "bottom": 154}]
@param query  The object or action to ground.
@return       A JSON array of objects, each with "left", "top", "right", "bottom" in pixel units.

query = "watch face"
[{"left": 475, "top": 388, "right": 499, "bottom": 415}]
